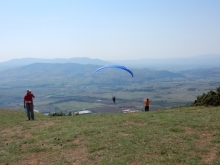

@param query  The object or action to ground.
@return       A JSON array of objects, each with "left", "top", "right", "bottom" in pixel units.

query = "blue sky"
[{"left": 1, "top": 0, "right": 220, "bottom": 62}]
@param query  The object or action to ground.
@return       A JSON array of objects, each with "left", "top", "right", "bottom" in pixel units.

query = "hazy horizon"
[{"left": 1, "top": 0, "right": 220, "bottom": 63}]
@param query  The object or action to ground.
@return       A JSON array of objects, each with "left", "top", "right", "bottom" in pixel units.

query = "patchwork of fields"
[{"left": 0, "top": 75, "right": 218, "bottom": 114}]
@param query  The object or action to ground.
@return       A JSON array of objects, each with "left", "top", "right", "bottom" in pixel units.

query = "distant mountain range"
[
  {"left": 0, "top": 63, "right": 190, "bottom": 90},
  {"left": 0, "top": 57, "right": 110, "bottom": 67},
  {"left": 0, "top": 63, "right": 99, "bottom": 79},
  {"left": 0, "top": 63, "right": 185, "bottom": 80},
  {"left": 0, "top": 62, "right": 220, "bottom": 84},
  {"left": 0, "top": 54, "right": 219, "bottom": 71}
]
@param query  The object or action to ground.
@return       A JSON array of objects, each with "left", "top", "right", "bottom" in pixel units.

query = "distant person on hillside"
[
  {"left": 112, "top": 96, "right": 116, "bottom": 103},
  {"left": 143, "top": 98, "right": 150, "bottom": 112},
  {"left": 24, "top": 89, "right": 35, "bottom": 120}
]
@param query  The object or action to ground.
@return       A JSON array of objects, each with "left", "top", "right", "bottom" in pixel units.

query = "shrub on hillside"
[
  {"left": 193, "top": 86, "right": 220, "bottom": 106},
  {"left": 48, "top": 110, "right": 66, "bottom": 116}
]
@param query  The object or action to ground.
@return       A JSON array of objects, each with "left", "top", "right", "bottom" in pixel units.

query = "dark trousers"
[
  {"left": 145, "top": 106, "right": 149, "bottom": 112},
  {"left": 26, "top": 104, "right": 34, "bottom": 120}
]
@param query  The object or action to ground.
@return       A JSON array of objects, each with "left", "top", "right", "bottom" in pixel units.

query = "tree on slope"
[{"left": 193, "top": 86, "right": 220, "bottom": 106}]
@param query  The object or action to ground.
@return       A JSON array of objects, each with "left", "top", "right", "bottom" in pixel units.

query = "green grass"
[{"left": 0, "top": 107, "right": 220, "bottom": 165}]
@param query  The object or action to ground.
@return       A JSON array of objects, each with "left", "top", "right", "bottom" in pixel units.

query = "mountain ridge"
[
  {"left": 1, "top": 54, "right": 220, "bottom": 71},
  {"left": 0, "top": 63, "right": 185, "bottom": 80},
  {"left": 1, "top": 54, "right": 220, "bottom": 69},
  {"left": 0, "top": 57, "right": 111, "bottom": 67}
]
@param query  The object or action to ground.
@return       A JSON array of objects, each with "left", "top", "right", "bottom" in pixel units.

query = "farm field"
[{"left": 0, "top": 75, "right": 218, "bottom": 114}]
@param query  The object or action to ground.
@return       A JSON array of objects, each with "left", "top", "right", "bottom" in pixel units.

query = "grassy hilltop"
[{"left": 0, "top": 107, "right": 220, "bottom": 165}]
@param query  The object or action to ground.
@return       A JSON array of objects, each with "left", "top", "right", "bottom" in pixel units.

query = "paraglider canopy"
[{"left": 93, "top": 64, "right": 134, "bottom": 77}]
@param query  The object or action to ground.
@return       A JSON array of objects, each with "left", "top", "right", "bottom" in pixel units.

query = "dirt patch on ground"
[
  {"left": 53, "top": 136, "right": 90, "bottom": 165},
  {"left": 184, "top": 127, "right": 217, "bottom": 164},
  {"left": 1, "top": 126, "right": 21, "bottom": 136},
  {"left": 123, "top": 120, "right": 145, "bottom": 126},
  {"left": 202, "top": 147, "right": 217, "bottom": 164},
  {"left": 27, "top": 153, "right": 45, "bottom": 165},
  {"left": 199, "top": 131, "right": 217, "bottom": 164},
  {"left": 32, "top": 121, "right": 55, "bottom": 128},
  {"left": 2, "top": 128, "right": 33, "bottom": 141},
  {"left": 117, "top": 132, "right": 130, "bottom": 136},
  {"left": 24, "top": 133, "right": 33, "bottom": 138},
  {"left": 9, "top": 136, "right": 90, "bottom": 165},
  {"left": 9, "top": 152, "right": 46, "bottom": 165}
]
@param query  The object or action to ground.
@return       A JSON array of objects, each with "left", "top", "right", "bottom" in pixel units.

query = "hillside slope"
[{"left": 0, "top": 107, "right": 219, "bottom": 165}]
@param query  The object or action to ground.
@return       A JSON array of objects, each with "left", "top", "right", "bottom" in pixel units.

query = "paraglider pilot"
[{"left": 112, "top": 96, "right": 116, "bottom": 103}]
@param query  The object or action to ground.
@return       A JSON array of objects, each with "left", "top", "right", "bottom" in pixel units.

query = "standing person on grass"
[
  {"left": 143, "top": 98, "right": 150, "bottom": 112},
  {"left": 24, "top": 89, "right": 35, "bottom": 120}
]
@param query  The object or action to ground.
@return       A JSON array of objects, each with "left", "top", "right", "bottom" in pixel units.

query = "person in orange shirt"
[{"left": 143, "top": 98, "right": 150, "bottom": 112}]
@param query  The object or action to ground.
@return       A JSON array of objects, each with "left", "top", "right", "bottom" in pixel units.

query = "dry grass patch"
[
  {"left": 123, "top": 120, "right": 145, "bottom": 126},
  {"left": 183, "top": 127, "right": 218, "bottom": 163}
]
